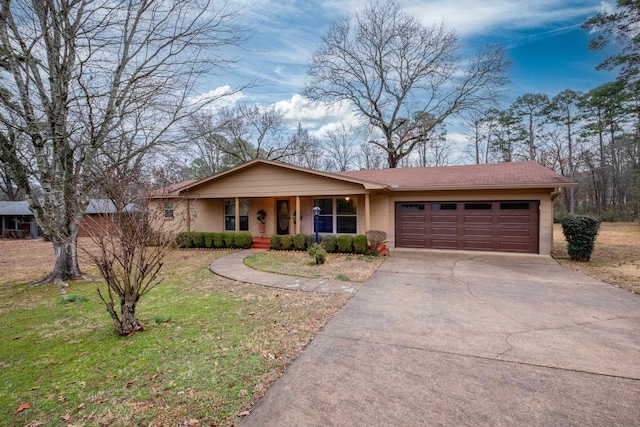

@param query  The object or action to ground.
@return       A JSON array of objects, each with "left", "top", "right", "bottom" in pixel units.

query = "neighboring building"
[
  {"left": 0, "top": 200, "right": 39, "bottom": 238},
  {"left": 148, "top": 159, "right": 576, "bottom": 255},
  {"left": 0, "top": 199, "right": 137, "bottom": 238}
]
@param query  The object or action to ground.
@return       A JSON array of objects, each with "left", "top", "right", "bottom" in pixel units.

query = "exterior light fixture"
[{"left": 312, "top": 206, "right": 321, "bottom": 243}]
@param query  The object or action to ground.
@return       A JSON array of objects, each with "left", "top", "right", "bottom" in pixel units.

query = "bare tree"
[
  {"left": 304, "top": 0, "right": 509, "bottom": 168},
  {"left": 182, "top": 112, "right": 240, "bottom": 179},
  {"left": 463, "top": 109, "right": 499, "bottom": 164},
  {"left": 322, "top": 123, "right": 363, "bottom": 171},
  {"left": 414, "top": 126, "right": 448, "bottom": 167},
  {"left": 283, "top": 123, "right": 325, "bottom": 170},
  {"left": 0, "top": 159, "right": 24, "bottom": 200},
  {"left": 359, "top": 142, "right": 386, "bottom": 170},
  {"left": 83, "top": 171, "right": 183, "bottom": 336},
  {"left": 0, "top": 0, "right": 244, "bottom": 284},
  {"left": 214, "top": 104, "right": 293, "bottom": 162}
]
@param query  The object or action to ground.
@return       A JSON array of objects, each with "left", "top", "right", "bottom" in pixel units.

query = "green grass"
[
  {"left": 0, "top": 248, "right": 347, "bottom": 426},
  {"left": 243, "top": 251, "right": 384, "bottom": 283}
]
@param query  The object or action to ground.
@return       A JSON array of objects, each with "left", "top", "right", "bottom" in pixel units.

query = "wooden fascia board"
[{"left": 384, "top": 182, "right": 578, "bottom": 192}]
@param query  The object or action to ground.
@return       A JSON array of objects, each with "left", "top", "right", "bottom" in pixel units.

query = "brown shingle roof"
[
  {"left": 148, "top": 180, "right": 197, "bottom": 197},
  {"left": 336, "top": 162, "right": 575, "bottom": 190}
]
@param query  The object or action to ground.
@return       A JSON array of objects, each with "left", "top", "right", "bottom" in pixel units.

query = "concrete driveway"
[{"left": 242, "top": 251, "right": 640, "bottom": 426}]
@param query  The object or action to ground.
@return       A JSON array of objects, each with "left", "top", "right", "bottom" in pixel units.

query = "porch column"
[
  {"left": 365, "top": 193, "right": 371, "bottom": 232},
  {"left": 295, "top": 196, "right": 301, "bottom": 234},
  {"left": 235, "top": 197, "right": 240, "bottom": 232}
]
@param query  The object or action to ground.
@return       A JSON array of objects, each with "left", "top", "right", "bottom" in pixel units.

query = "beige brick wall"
[{"left": 151, "top": 188, "right": 555, "bottom": 255}]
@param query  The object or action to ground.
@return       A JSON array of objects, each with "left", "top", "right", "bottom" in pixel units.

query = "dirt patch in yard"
[{"left": 553, "top": 222, "right": 640, "bottom": 295}]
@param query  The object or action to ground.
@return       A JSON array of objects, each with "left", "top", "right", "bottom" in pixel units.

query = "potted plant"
[{"left": 257, "top": 209, "right": 267, "bottom": 234}]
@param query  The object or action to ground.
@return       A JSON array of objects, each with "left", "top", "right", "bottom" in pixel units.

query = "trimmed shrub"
[
  {"left": 280, "top": 234, "right": 294, "bottom": 250},
  {"left": 270, "top": 235, "right": 282, "bottom": 250},
  {"left": 204, "top": 232, "right": 214, "bottom": 248},
  {"left": 2, "top": 229, "right": 29, "bottom": 239},
  {"left": 213, "top": 232, "right": 225, "bottom": 248},
  {"left": 293, "top": 233, "right": 307, "bottom": 251},
  {"left": 234, "top": 232, "right": 253, "bottom": 249},
  {"left": 175, "top": 232, "right": 189, "bottom": 248},
  {"left": 192, "top": 232, "right": 206, "bottom": 248},
  {"left": 366, "top": 230, "right": 388, "bottom": 255},
  {"left": 560, "top": 215, "right": 600, "bottom": 262},
  {"left": 337, "top": 235, "right": 354, "bottom": 253},
  {"left": 223, "top": 232, "right": 236, "bottom": 248},
  {"left": 354, "top": 234, "right": 368, "bottom": 254},
  {"left": 177, "top": 232, "right": 196, "bottom": 248},
  {"left": 322, "top": 235, "right": 337, "bottom": 253},
  {"left": 306, "top": 234, "right": 318, "bottom": 248},
  {"left": 307, "top": 243, "right": 327, "bottom": 265}
]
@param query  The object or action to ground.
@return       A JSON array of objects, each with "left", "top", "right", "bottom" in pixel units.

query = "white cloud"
[
  {"left": 191, "top": 85, "right": 245, "bottom": 110},
  {"left": 316, "top": 1, "right": 603, "bottom": 38},
  {"left": 598, "top": 1, "right": 615, "bottom": 15},
  {"left": 273, "top": 94, "right": 362, "bottom": 131}
]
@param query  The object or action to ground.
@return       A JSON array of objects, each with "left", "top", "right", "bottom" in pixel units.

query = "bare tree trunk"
[
  {"left": 102, "top": 296, "right": 143, "bottom": 336},
  {"left": 32, "top": 226, "right": 82, "bottom": 285}
]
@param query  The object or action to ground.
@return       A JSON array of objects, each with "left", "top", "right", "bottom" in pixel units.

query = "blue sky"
[{"left": 203, "top": 0, "right": 618, "bottom": 148}]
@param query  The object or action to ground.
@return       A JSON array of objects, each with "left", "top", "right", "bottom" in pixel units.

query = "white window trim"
[
  {"left": 313, "top": 197, "right": 357, "bottom": 234},
  {"left": 224, "top": 199, "right": 249, "bottom": 231}
]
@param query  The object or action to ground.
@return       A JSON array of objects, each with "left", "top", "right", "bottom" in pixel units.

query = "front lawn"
[
  {"left": 553, "top": 222, "right": 640, "bottom": 294},
  {"left": 244, "top": 251, "right": 385, "bottom": 282},
  {"left": 0, "top": 239, "right": 349, "bottom": 426}
]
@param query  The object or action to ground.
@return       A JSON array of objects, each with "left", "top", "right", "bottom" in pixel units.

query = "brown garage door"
[{"left": 395, "top": 201, "right": 539, "bottom": 253}]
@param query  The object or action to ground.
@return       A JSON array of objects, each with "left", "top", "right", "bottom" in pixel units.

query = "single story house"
[
  {"left": 0, "top": 200, "right": 40, "bottom": 238},
  {"left": 149, "top": 159, "right": 576, "bottom": 255},
  {"left": 0, "top": 199, "right": 136, "bottom": 238}
]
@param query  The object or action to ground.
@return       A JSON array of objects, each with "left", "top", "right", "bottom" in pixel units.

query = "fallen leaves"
[{"left": 14, "top": 402, "right": 30, "bottom": 413}]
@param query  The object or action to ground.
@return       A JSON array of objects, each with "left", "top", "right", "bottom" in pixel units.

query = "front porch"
[{"left": 186, "top": 195, "right": 373, "bottom": 239}]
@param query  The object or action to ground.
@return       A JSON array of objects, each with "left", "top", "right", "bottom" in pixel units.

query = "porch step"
[{"left": 250, "top": 237, "right": 271, "bottom": 250}]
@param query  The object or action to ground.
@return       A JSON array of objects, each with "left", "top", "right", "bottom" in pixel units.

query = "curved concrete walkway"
[{"left": 209, "top": 249, "right": 363, "bottom": 295}]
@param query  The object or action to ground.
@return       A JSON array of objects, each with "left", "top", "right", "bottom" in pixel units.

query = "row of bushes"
[
  {"left": 175, "top": 232, "right": 252, "bottom": 249},
  {"left": 554, "top": 208, "right": 637, "bottom": 223},
  {"left": 1, "top": 229, "right": 30, "bottom": 239},
  {"left": 270, "top": 233, "right": 369, "bottom": 254}
]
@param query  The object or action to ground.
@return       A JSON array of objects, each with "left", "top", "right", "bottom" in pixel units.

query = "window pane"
[
  {"left": 225, "top": 216, "right": 235, "bottom": 231},
  {"left": 465, "top": 203, "right": 491, "bottom": 210},
  {"left": 337, "top": 216, "right": 356, "bottom": 234},
  {"left": 337, "top": 198, "right": 356, "bottom": 215},
  {"left": 315, "top": 215, "right": 333, "bottom": 233},
  {"left": 239, "top": 216, "right": 249, "bottom": 231},
  {"left": 164, "top": 201, "right": 174, "bottom": 218},
  {"left": 403, "top": 203, "right": 424, "bottom": 211},
  {"left": 239, "top": 200, "right": 249, "bottom": 216},
  {"left": 313, "top": 198, "right": 333, "bottom": 214},
  {"left": 224, "top": 201, "right": 234, "bottom": 215},
  {"left": 501, "top": 202, "right": 530, "bottom": 210}
]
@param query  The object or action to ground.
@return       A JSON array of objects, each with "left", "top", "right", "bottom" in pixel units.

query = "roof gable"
[{"left": 174, "top": 159, "right": 384, "bottom": 198}]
